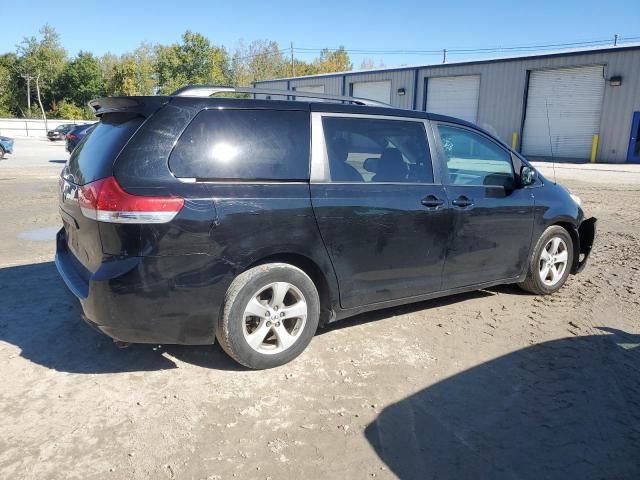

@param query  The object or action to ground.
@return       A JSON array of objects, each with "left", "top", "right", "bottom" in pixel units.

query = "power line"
[
  {"left": 230, "top": 34, "right": 640, "bottom": 63},
  {"left": 292, "top": 34, "right": 640, "bottom": 57}
]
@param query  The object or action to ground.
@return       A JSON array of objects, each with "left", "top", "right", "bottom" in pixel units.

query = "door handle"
[
  {"left": 421, "top": 195, "right": 444, "bottom": 208},
  {"left": 452, "top": 196, "right": 474, "bottom": 208}
]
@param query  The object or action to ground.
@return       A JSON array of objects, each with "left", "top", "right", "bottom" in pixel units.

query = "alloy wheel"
[
  {"left": 539, "top": 237, "right": 569, "bottom": 286},
  {"left": 242, "top": 282, "right": 308, "bottom": 354}
]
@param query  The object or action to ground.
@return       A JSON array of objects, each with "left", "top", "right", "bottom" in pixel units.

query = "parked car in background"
[
  {"left": 47, "top": 124, "right": 77, "bottom": 141},
  {"left": 65, "top": 124, "right": 94, "bottom": 153},
  {"left": 0, "top": 135, "right": 14, "bottom": 159},
  {"left": 55, "top": 86, "right": 596, "bottom": 370}
]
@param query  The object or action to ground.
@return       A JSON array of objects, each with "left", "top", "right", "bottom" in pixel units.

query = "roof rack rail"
[{"left": 170, "top": 85, "right": 391, "bottom": 107}]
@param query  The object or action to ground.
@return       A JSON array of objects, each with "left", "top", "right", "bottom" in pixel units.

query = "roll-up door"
[
  {"left": 294, "top": 84, "right": 325, "bottom": 102},
  {"left": 426, "top": 75, "right": 480, "bottom": 123},
  {"left": 352, "top": 80, "right": 392, "bottom": 104},
  {"left": 522, "top": 65, "right": 605, "bottom": 159}
]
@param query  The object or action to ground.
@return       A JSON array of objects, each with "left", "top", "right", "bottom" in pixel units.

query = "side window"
[
  {"left": 169, "top": 109, "right": 310, "bottom": 180},
  {"left": 322, "top": 117, "right": 433, "bottom": 183},
  {"left": 436, "top": 124, "right": 514, "bottom": 187}
]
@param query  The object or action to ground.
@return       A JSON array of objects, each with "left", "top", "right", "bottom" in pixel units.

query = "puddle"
[{"left": 18, "top": 226, "right": 59, "bottom": 241}]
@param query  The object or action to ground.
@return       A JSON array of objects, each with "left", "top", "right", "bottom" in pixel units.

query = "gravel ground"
[{"left": 1, "top": 138, "right": 639, "bottom": 479}]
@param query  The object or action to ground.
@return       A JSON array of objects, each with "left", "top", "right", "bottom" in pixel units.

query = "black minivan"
[{"left": 56, "top": 86, "right": 596, "bottom": 369}]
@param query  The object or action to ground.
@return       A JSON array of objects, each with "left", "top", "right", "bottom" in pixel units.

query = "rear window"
[
  {"left": 169, "top": 109, "right": 310, "bottom": 180},
  {"left": 67, "top": 114, "right": 142, "bottom": 185}
]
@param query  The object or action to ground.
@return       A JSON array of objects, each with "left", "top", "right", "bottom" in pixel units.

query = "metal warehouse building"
[{"left": 254, "top": 44, "right": 640, "bottom": 163}]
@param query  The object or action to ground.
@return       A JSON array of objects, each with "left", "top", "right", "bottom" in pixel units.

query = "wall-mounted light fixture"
[
  {"left": 609, "top": 76, "right": 622, "bottom": 86},
  {"left": 397, "top": 88, "right": 406, "bottom": 96}
]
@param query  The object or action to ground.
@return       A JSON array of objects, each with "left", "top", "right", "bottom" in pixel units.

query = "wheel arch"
[
  {"left": 549, "top": 221, "right": 580, "bottom": 274},
  {"left": 244, "top": 252, "right": 338, "bottom": 327}
]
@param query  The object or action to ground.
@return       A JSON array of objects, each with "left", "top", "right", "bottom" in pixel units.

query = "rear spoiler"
[{"left": 88, "top": 96, "right": 168, "bottom": 117}]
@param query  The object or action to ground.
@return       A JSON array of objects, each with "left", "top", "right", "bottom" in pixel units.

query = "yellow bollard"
[
  {"left": 590, "top": 134, "right": 599, "bottom": 163},
  {"left": 511, "top": 131, "right": 518, "bottom": 150}
]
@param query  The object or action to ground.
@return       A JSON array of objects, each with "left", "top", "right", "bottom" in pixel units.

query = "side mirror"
[{"left": 520, "top": 165, "right": 536, "bottom": 186}]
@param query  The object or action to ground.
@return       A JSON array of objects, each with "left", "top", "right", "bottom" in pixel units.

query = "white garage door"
[
  {"left": 352, "top": 80, "right": 391, "bottom": 104},
  {"left": 522, "top": 65, "right": 605, "bottom": 159},
  {"left": 294, "top": 84, "right": 325, "bottom": 102},
  {"left": 295, "top": 85, "right": 324, "bottom": 94},
  {"left": 426, "top": 75, "right": 480, "bottom": 123}
]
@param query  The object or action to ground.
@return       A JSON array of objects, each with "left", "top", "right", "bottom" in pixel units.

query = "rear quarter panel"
[{"left": 107, "top": 100, "right": 339, "bottom": 326}]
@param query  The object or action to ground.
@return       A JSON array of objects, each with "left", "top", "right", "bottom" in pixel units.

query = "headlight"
[{"left": 569, "top": 193, "right": 582, "bottom": 206}]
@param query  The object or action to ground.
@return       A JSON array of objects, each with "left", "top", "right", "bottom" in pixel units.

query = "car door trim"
[
  {"left": 310, "top": 111, "right": 442, "bottom": 185},
  {"left": 431, "top": 120, "right": 517, "bottom": 184}
]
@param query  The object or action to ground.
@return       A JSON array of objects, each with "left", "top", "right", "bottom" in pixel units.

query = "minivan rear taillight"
[{"left": 78, "top": 176, "right": 184, "bottom": 224}]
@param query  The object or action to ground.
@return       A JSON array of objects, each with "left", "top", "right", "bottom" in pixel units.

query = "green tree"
[
  {"left": 58, "top": 51, "right": 104, "bottom": 106},
  {"left": 55, "top": 100, "right": 86, "bottom": 119},
  {"left": 100, "top": 52, "right": 119, "bottom": 93},
  {"left": 16, "top": 24, "right": 67, "bottom": 125},
  {"left": 313, "top": 46, "right": 352, "bottom": 74},
  {"left": 155, "top": 31, "right": 230, "bottom": 94},
  {"left": 107, "top": 56, "right": 139, "bottom": 96},
  {"left": 131, "top": 43, "right": 156, "bottom": 95},
  {"left": 232, "top": 40, "right": 288, "bottom": 86},
  {"left": 0, "top": 53, "right": 21, "bottom": 116},
  {"left": 103, "top": 44, "right": 156, "bottom": 96}
]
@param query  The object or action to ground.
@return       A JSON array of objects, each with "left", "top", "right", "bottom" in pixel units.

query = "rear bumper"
[{"left": 55, "top": 228, "right": 226, "bottom": 345}]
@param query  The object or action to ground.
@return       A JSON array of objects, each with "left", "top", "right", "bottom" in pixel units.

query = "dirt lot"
[{"left": 1, "top": 138, "right": 639, "bottom": 479}]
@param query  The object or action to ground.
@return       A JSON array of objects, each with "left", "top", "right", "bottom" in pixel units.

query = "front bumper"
[
  {"left": 55, "top": 228, "right": 224, "bottom": 345},
  {"left": 574, "top": 217, "right": 597, "bottom": 273}
]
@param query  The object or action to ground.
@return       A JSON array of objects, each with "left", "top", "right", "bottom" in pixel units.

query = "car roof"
[
  {"left": 166, "top": 95, "right": 441, "bottom": 120},
  {"left": 91, "top": 94, "right": 505, "bottom": 148},
  {"left": 92, "top": 94, "right": 474, "bottom": 126},
  {"left": 70, "top": 123, "right": 92, "bottom": 132}
]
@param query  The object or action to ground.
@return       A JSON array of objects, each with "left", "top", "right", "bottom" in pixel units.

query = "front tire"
[
  {"left": 217, "top": 263, "right": 320, "bottom": 369},
  {"left": 519, "top": 226, "right": 573, "bottom": 295}
]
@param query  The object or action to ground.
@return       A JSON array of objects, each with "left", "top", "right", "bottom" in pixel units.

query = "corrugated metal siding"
[
  {"left": 416, "top": 49, "right": 640, "bottom": 162},
  {"left": 255, "top": 48, "right": 640, "bottom": 162},
  {"left": 290, "top": 76, "right": 343, "bottom": 95},
  {"left": 254, "top": 80, "right": 289, "bottom": 99},
  {"left": 597, "top": 50, "right": 640, "bottom": 162},
  {"left": 345, "top": 70, "right": 416, "bottom": 109}
]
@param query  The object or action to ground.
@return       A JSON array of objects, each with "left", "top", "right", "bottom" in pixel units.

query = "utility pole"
[
  {"left": 291, "top": 41, "right": 295, "bottom": 77},
  {"left": 614, "top": 34, "right": 618, "bottom": 46},
  {"left": 442, "top": 48, "right": 447, "bottom": 64},
  {"left": 19, "top": 73, "right": 32, "bottom": 111}
]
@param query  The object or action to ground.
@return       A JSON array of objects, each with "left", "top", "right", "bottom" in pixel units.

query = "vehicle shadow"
[
  {"left": 365, "top": 328, "right": 640, "bottom": 479},
  {"left": 0, "top": 261, "right": 244, "bottom": 374},
  {"left": 48, "top": 159, "right": 67, "bottom": 164}
]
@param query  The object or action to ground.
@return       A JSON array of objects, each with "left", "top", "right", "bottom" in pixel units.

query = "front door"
[
  {"left": 627, "top": 112, "right": 640, "bottom": 164},
  {"left": 310, "top": 113, "right": 450, "bottom": 309},
  {"left": 433, "top": 122, "right": 535, "bottom": 289}
]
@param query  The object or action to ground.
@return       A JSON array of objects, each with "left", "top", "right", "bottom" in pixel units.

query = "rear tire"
[
  {"left": 0, "top": 146, "right": 5, "bottom": 159},
  {"left": 519, "top": 225, "right": 573, "bottom": 295},
  {"left": 217, "top": 263, "right": 320, "bottom": 369}
]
